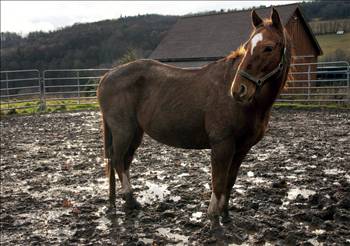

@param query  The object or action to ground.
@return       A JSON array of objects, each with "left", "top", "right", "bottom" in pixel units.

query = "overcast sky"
[{"left": 1, "top": 1, "right": 301, "bottom": 35}]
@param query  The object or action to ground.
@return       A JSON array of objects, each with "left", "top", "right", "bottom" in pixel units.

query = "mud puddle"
[{"left": 1, "top": 109, "right": 349, "bottom": 245}]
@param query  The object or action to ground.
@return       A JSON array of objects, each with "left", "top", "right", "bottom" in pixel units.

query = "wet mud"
[{"left": 1, "top": 109, "right": 349, "bottom": 245}]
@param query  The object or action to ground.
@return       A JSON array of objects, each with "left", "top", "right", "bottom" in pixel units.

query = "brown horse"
[{"left": 97, "top": 8, "right": 291, "bottom": 231}]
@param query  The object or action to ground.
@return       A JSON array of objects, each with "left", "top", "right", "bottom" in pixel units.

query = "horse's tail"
[
  {"left": 102, "top": 116, "right": 113, "bottom": 176},
  {"left": 97, "top": 71, "right": 114, "bottom": 176}
]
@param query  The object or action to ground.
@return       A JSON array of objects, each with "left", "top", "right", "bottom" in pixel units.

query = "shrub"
[{"left": 7, "top": 108, "right": 17, "bottom": 115}]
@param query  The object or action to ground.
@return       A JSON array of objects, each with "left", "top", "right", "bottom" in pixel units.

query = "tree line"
[
  {"left": 1, "top": 1, "right": 349, "bottom": 72},
  {"left": 309, "top": 19, "right": 350, "bottom": 35},
  {"left": 1, "top": 14, "right": 178, "bottom": 71},
  {"left": 301, "top": 0, "right": 350, "bottom": 21}
]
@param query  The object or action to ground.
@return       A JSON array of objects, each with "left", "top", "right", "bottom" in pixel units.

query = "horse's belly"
[
  {"left": 146, "top": 130, "right": 210, "bottom": 149},
  {"left": 137, "top": 80, "right": 210, "bottom": 149},
  {"left": 141, "top": 120, "right": 210, "bottom": 149}
]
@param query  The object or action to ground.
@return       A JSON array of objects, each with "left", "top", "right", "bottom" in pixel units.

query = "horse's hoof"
[
  {"left": 221, "top": 215, "right": 232, "bottom": 224},
  {"left": 123, "top": 193, "right": 141, "bottom": 210},
  {"left": 106, "top": 206, "right": 116, "bottom": 218},
  {"left": 126, "top": 199, "right": 141, "bottom": 210},
  {"left": 211, "top": 225, "right": 226, "bottom": 240},
  {"left": 109, "top": 200, "right": 116, "bottom": 209},
  {"left": 209, "top": 214, "right": 220, "bottom": 226}
]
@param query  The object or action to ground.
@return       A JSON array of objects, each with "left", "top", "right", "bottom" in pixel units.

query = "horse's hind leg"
[
  {"left": 122, "top": 127, "right": 144, "bottom": 209},
  {"left": 110, "top": 124, "right": 143, "bottom": 210},
  {"left": 108, "top": 159, "right": 116, "bottom": 207}
]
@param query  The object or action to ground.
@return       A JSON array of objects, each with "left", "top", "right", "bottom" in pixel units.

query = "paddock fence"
[
  {"left": 42, "top": 68, "right": 110, "bottom": 109},
  {"left": 1, "top": 61, "right": 349, "bottom": 113}
]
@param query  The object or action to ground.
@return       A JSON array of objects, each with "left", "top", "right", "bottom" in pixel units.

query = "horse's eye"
[{"left": 264, "top": 46, "right": 273, "bottom": 52}]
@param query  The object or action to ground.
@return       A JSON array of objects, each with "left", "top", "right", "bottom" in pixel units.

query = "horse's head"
[{"left": 231, "top": 8, "right": 288, "bottom": 103}]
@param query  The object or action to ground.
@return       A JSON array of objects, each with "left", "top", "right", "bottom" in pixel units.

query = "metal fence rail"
[
  {"left": 0, "top": 61, "right": 349, "bottom": 113},
  {"left": 0, "top": 70, "right": 41, "bottom": 111},
  {"left": 278, "top": 61, "right": 349, "bottom": 104},
  {"left": 42, "top": 68, "right": 110, "bottom": 108}
]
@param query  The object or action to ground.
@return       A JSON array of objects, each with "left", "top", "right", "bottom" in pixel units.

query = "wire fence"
[{"left": 1, "top": 61, "right": 349, "bottom": 113}]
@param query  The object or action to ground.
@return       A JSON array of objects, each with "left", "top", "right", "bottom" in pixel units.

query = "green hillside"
[
  {"left": 1, "top": 15, "right": 178, "bottom": 71},
  {"left": 316, "top": 33, "right": 350, "bottom": 61}
]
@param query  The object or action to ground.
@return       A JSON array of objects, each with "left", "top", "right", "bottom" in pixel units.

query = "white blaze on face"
[{"left": 251, "top": 32, "right": 263, "bottom": 55}]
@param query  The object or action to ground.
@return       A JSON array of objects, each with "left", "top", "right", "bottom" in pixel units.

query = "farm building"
[{"left": 149, "top": 3, "right": 323, "bottom": 68}]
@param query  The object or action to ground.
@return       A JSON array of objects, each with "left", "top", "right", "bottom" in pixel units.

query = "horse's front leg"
[
  {"left": 221, "top": 150, "right": 248, "bottom": 223},
  {"left": 208, "top": 138, "right": 235, "bottom": 231}
]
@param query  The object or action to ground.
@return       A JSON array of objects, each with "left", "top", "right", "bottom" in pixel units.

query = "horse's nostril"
[{"left": 239, "top": 84, "right": 247, "bottom": 97}]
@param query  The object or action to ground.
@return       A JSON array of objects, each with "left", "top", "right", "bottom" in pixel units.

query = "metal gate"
[
  {"left": 279, "top": 61, "right": 349, "bottom": 104},
  {"left": 42, "top": 68, "right": 110, "bottom": 108},
  {"left": 0, "top": 70, "right": 41, "bottom": 112},
  {"left": 0, "top": 61, "right": 349, "bottom": 114}
]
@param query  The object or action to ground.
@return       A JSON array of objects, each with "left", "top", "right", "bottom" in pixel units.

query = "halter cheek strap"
[{"left": 239, "top": 47, "right": 287, "bottom": 89}]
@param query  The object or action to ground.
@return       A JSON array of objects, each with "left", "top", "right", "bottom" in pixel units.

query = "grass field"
[
  {"left": 316, "top": 33, "right": 350, "bottom": 59},
  {"left": 0, "top": 99, "right": 98, "bottom": 115},
  {"left": 1, "top": 99, "right": 348, "bottom": 117}
]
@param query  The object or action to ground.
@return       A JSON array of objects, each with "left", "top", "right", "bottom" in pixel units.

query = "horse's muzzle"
[{"left": 233, "top": 86, "right": 254, "bottom": 103}]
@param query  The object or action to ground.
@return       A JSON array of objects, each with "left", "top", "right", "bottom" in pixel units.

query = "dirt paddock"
[{"left": 1, "top": 108, "right": 349, "bottom": 245}]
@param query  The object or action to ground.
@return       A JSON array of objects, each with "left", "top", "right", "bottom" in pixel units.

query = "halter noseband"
[{"left": 238, "top": 46, "right": 287, "bottom": 89}]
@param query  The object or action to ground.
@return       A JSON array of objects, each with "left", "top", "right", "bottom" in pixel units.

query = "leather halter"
[{"left": 238, "top": 45, "right": 287, "bottom": 89}]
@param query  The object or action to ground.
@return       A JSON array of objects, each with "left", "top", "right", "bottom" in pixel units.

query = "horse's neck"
[{"left": 257, "top": 83, "right": 281, "bottom": 112}]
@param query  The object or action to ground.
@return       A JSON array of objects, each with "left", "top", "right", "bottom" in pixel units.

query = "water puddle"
[
  {"left": 307, "top": 238, "right": 322, "bottom": 246},
  {"left": 283, "top": 166, "right": 295, "bottom": 171},
  {"left": 287, "top": 188, "right": 316, "bottom": 200},
  {"left": 190, "top": 211, "right": 203, "bottom": 222},
  {"left": 203, "top": 183, "right": 210, "bottom": 190},
  {"left": 247, "top": 171, "right": 254, "bottom": 177},
  {"left": 138, "top": 181, "right": 170, "bottom": 205},
  {"left": 178, "top": 173, "right": 190, "bottom": 178},
  {"left": 94, "top": 206, "right": 112, "bottom": 231},
  {"left": 247, "top": 176, "right": 270, "bottom": 185},
  {"left": 294, "top": 168, "right": 306, "bottom": 174},
  {"left": 28, "top": 176, "right": 108, "bottom": 201},
  {"left": 312, "top": 229, "right": 326, "bottom": 235},
  {"left": 254, "top": 144, "right": 288, "bottom": 162},
  {"left": 28, "top": 209, "right": 76, "bottom": 242},
  {"left": 345, "top": 174, "right": 350, "bottom": 182},
  {"left": 256, "top": 153, "right": 270, "bottom": 161},
  {"left": 281, "top": 187, "right": 316, "bottom": 208},
  {"left": 170, "top": 196, "right": 181, "bottom": 202},
  {"left": 323, "top": 168, "right": 346, "bottom": 175},
  {"left": 34, "top": 227, "right": 76, "bottom": 242},
  {"left": 156, "top": 227, "right": 189, "bottom": 244},
  {"left": 234, "top": 184, "right": 246, "bottom": 194},
  {"left": 200, "top": 167, "right": 210, "bottom": 174},
  {"left": 138, "top": 237, "right": 153, "bottom": 244}
]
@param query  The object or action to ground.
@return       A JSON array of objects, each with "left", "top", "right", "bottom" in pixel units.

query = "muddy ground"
[{"left": 1, "top": 109, "right": 349, "bottom": 245}]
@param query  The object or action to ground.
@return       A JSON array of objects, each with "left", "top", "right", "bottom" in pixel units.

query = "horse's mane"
[{"left": 225, "top": 45, "right": 246, "bottom": 61}]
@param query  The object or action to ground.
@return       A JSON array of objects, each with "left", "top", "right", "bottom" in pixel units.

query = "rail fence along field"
[
  {"left": 1, "top": 61, "right": 349, "bottom": 113},
  {"left": 0, "top": 70, "right": 42, "bottom": 111},
  {"left": 42, "top": 68, "right": 110, "bottom": 108}
]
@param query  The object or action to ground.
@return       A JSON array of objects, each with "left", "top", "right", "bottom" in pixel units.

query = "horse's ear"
[
  {"left": 251, "top": 10, "right": 263, "bottom": 28},
  {"left": 271, "top": 8, "right": 283, "bottom": 30}
]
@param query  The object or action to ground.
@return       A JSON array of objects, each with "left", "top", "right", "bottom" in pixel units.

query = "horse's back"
[
  {"left": 98, "top": 59, "right": 199, "bottom": 97},
  {"left": 98, "top": 59, "right": 213, "bottom": 149}
]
